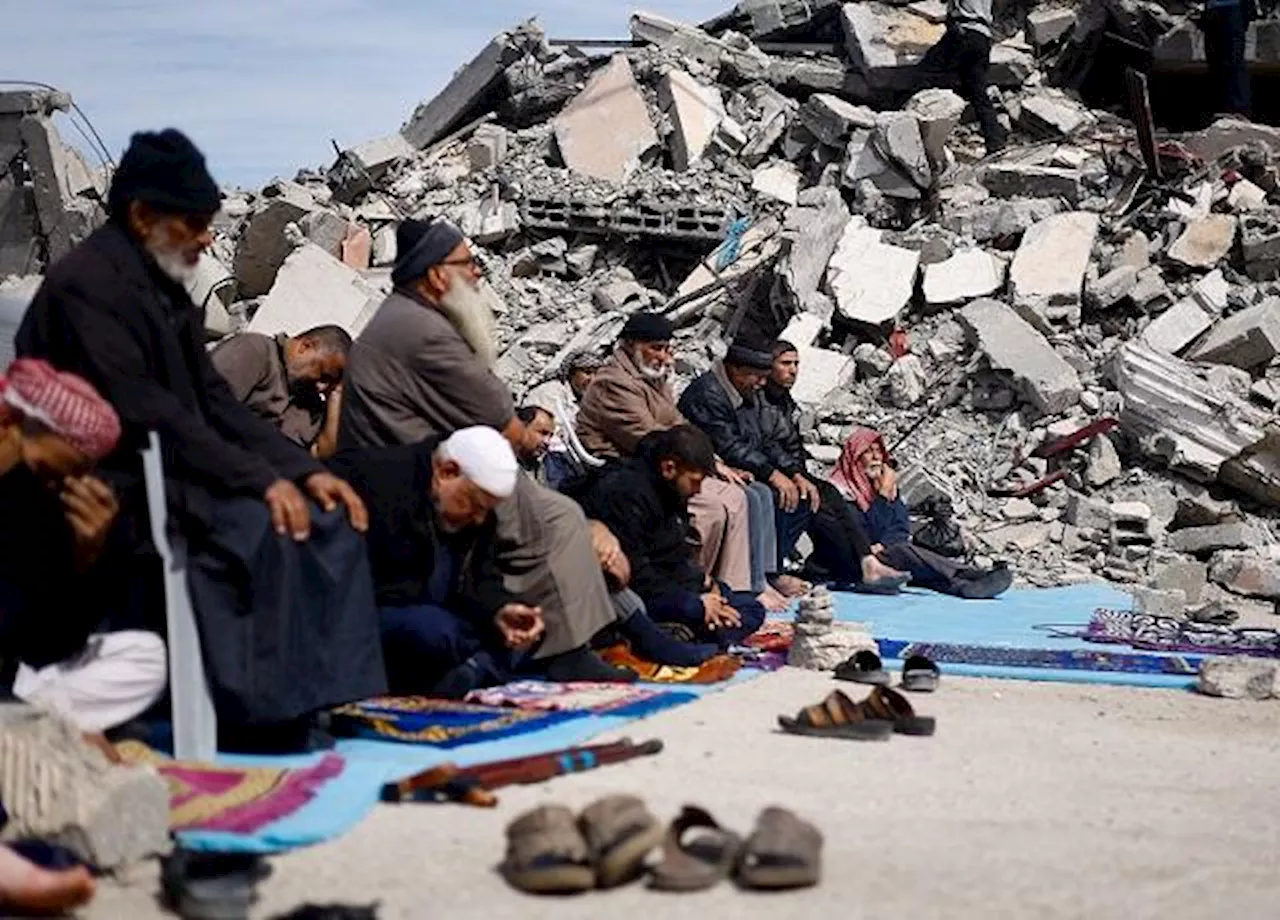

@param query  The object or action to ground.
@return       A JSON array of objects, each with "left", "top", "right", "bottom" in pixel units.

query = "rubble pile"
[{"left": 9, "top": 1, "right": 1280, "bottom": 621}]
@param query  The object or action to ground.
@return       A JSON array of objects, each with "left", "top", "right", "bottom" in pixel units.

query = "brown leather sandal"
[
  {"left": 648, "top": 806, "right": 743, "bottom": 892},
  {"left": 577, "top": 794, "right": 664, "bottom": 889},
  {"left": 777, "top": 690, "right": 895, "bottom": 741},
  {"left": 500, "top": 805, "right": 594, "bottom": 895},
  {"left": 736, "top": 807, "right": 823, "bottom": 890}
]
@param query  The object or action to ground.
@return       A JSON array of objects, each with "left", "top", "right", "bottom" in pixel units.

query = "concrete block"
[
  {"left": 841, "top": 2, "right": 944, "bottom": 90},
  {"left": 981, "top": 162, "right": 1083, "bottom": 205},
  {"left": 1141, "top": 298, "right": 1214, "bottom": 355},
  {"left": 1187, "top": 299, "right": 1280, "bottom": 370},
  {"left": 874, "top": 111, "right": 931, "bottom": 188},
  {"left": 1009, "top": 212, "right": 1099, "bottom": 328},
  {"left": 1027, "top": 8, "right": 1076, "bottom": 47},
  {"left": 466, "top": 124, "right": 510, "bottom": 171},
  {"left": 1088, "top": 265, "right": 1138, "bottom": 309},
  {"left": 1118, "top": 232, "right": 1152, "bottom": 271},
  {"left": 554, "top": 55, "right": 658, "bottom": 183},
  {"left": 1018, "top": 91, "right": 1092, "bottom": 138},
  {"left": 1130, "top": 267, "right": 1171, "bottom": 311},
  {"left": 1197, "top": 657, "right": 1279, "bottom": 700},
  {"left": 791, "top": 344, "right": 856, "bottom": 407},
  {"left": 1168, "top": 522, "right": 1260, "bottom": 556},
  {"left": 798, "top": 93, "right": 875, "bottom": 146},
  {"left": 232, "top": 182, "right": 317, "bottom": 299},
  {"left": 1087, "top": 434, "right": 1122, "bottom": 487},
  {"left": 1130, "top": 586, "right": 1187, "bottom": 618},
  {"left": 1065, "top": 493, "right": 1114, "bottom": 530},
  {"left": 247, "top": 243, "right": 384, "bottom": 339},
  {"left": 1168, "top": 215, "right": 1237, "bottom": 269},
  {"left": 1153, "top": 559, "right": 1209, "bottom": 603},
  {"left": 1193, "top": 270, "right": 1230, "bottom": 313},
  {"left": 990, "top": 43, "right": 1036, "bottom": 86},
  {"left": 658, "top": 69, "right": 725, "bottom": 171},
  {"left": 905, "top": 88, "right": 965, "bottom": 171},
  {"left": 825, "top": 218, "right": 920, "bottom": 326},
  {"left": 1228, "top": 179, "right": 1268, "bottom": 213},
  {"left": 752, "top": 161, "right": 801, "bottom": 204},
  {"left": 453, "top": 197, "right": 521, "bottom": 245},
  {"left": 299, "top": 210, "right": 351, "bottom": 258},
  {"left": 780, "top": 311, "right": 825, "bottom": 349},
  {"left": 958, "top": 297, "right": 1083, "bottom": 415},
  {"left": 1210, "top": 551, "right": 1280, "bottom": 599},
  {"left": 922, "top": 249, "right": 1005, "bottom": 305}
]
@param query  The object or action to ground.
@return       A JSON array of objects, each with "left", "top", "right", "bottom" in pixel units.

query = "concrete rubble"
[{"left": 9, "top": 3, "right": 1280, "bottom": 610}]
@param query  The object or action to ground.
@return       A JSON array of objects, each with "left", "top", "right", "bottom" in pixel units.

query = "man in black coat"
[
  {"left": 579, "top": 426, "right": 765, "bottom": 647},
  {"left": 16, "top": 129, "right": 384, "bottom": 747}
]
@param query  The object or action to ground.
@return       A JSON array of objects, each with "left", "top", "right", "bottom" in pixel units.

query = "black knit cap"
[
  {"left": 619, "top": 312, "right": 674, "bottom": 343},
  {"left": 391, "top": 217, "right": 465, "bottom": 286},
  {"left": 725, "top": 335, "right": 774, "bottom": 371},
  {"left": 107, "top": 129, "right": 221, "bottom": 221}
]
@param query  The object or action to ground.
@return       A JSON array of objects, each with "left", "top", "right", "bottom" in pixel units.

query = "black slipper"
[
  {"left": 833, "top": 650, "right": 891, "bottom": 686},
  {"left": 901, "top": 655, "right": 940, "bottom": 693}
]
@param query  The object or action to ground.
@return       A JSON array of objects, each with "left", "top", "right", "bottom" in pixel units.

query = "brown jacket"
[{"left": 575, "top": 346, "right": 685, "bottom": 459}]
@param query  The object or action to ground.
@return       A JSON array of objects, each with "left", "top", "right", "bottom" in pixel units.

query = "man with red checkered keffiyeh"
[{"left": 0, "top": 358, "right": 168, "bottom": 733}]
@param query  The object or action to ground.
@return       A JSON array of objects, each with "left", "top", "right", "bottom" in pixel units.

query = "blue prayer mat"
[{"left": 329, "top": 696, "right": 587, "bottom": 748}]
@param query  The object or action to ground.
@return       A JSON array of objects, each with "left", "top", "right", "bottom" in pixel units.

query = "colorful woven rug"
[
  {"left": 117, "top": 742, "right": 345, "bottom": 834},
  {"left": 599, "top": 645, "right": 742, "bottom": 683},
  {"left": 877, "top": 639, "right": 1201, "bottom": 675},
  {"left": 1075, "top": 609, "right": 1280, "bottom": 658},
  {"left": 465, "top": 680, "right": 696, "bottom": 717},
  {"left": 329, "top": 697, "right": 585, "bottom": 748}
]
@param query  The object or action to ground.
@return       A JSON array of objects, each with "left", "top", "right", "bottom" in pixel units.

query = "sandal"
[
  {"left": 578, "top": 795, "right": 664, "bottom": 889},
  {"left": 863, "top": 686, "right": 937, "bottom": 736},
  {"left": 776, "top": 691, "right": 894, "bottom": 741},
  {"left": 500, "top": 805, "right": 594, "bottom": 895},
  {"left": 833, "top": 650, "right": 890, "bottom": 686},
  {"left": 901, "top": 655, "right": 940, "bottom": 693},
  {"left": 648, "top": 806, "right": 742, "bottom": 892},
  {"left": 736, "top": 807, "right": 822, "bottom": 891}
]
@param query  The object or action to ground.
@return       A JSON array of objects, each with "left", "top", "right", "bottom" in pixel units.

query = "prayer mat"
[
  {"left": 116, "top": 741, "right": 346, "bottom": 834},
  {"left": 745, "top": 619, "right": 794, "bottom": 653},
  {"left": 465, "top": 680, "right": 696, "bottom": 717},
  {"left": 1073, "top": 609, "right": 1280, "bottom": 659},
  {"left": 599, "top": 645, "right": 742, "bottom": 684},
  {"left": 877, "top": 639, "right": 1201, "bottom": 675},
  {"left": 328, "top": 697, "right": 586, "bottom": 748}
]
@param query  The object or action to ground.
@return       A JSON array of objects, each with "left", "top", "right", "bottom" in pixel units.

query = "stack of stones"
[{"left": 786, "top": 586, "right": 877, "bottom": 671}]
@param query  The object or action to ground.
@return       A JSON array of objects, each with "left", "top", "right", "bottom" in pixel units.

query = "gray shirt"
[
  {"left": 211, "top": 331, "right": 323, "bottom": 448},
  {"left": 949, "top": 0, "right": 993, "bottom": 37},
  {"left": 338, "top": 291, "right": 515, "bottom": 450}
]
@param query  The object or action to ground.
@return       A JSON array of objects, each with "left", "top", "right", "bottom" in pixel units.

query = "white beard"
[
  {"left": 437, "top": 276, "right": 500, "bottom": 368},
  {"left": 628, "top": 347, "right": 671, "bottom": 382},
  {"left": 145, "top": 235, "right": 198, "bottom": 286}
]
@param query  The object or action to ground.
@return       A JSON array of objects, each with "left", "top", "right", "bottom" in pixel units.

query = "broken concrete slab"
[
  {"left": 1169, "top": 522, "right": 1262, "bottom": 556},
  {"left": 1168, "top": 215, "right": 1237, "bottom": 269},
  {"left": 780, "top": 311, "right": 825, "bottom": 349},
  {"left": 1017, "top": 91, "right": 1093, "bottom": 138},
  {"left": 1141, "top": 298, "right": 1214, "bottom": 355},
  {"left": 873, "top": 111, "right": 932, "bottom": 188},
  {"left": 1027, "top": 8, "right": 1076, "bottom": 47},
  {"left": 841, "top": 2, "right": 944, "bottom": 90},
  {"left": 1087, "top": 434, "right": 1122, "bottom": 487},
  {"left": 247, "top": 243, "right": 384, "bottom": 339},
  {"left": 401, "top": 20, "right": 546, "bottom": 148},
  {"left": 1187, "top": 299, "right": 1280, "bottom": 370},
  {"left": 958, "top": 297, "right": 1083, "bottom": 415},
  {"left": 1087, "top": 265, "right": 1138, "bottom": 309},
  {"left": 553, "top": 55, "right": 658, "bottom": 184},
  {"left": 1182, "top": 117, "right": 1280, "bottom": 163},
  {"left": 659, "top": 69, "right": 725, "bottom": 171},
  {"left": 1228, "top": 179, "right": 1268, "bottom": 213},
  {"left": 905, "top": 88, "right": 965, "bottom": 172},
  {"left": 1009, "top": 211, "right": 1099, "bottom": 329},
  {"left": 1129, "top": 585, "right": 1186, "bottom": 617},
  {"left": 922, "top": 249, "right": 1005, "bottom": 306},
  {"left": 791, "top": 344, "right": 856, "bottom": 407},
  {"left": 752, "top": 161, "right": 801, "bottom": 204},
  {"left": 797, "top": 93, "right": 875, "bottom": 147},
  {"left": 980, "top": 162, "right": 1084, "bottom": 206},
  {"left": 1209, "top": 551, "right": 1280, "bottom": 599},
  {"left": 775, "top": 188, "right": 851, "bottom": 314},
  {"left": 466, "top": 123, "right": 510, "bottom": 171},
  {"left": 232, "top": 181, "right": 317, "bottom": 299},
  {"left": 825, "top": 218, "right": 921, "bottom": 326}
]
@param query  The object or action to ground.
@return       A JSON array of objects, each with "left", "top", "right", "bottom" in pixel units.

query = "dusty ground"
[{"left": 85, "top": 669, "right": 1280, "bottom": 920}]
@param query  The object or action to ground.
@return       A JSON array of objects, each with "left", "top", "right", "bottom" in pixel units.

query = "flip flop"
[
  {"left": 833, "top": 650, "right": 891, "bottom": 686},
  {"left": 648, "top": 806, "right": 743, "bottom": 892},
  {"left": 736, "top": 807, "right": 823, "bottom": 891},
  {"left": 578, "top": 795, "right": 665, "bottom": 889},
  {"left": 901, "top": 655, "right": 940, "bottom": 693},
  {"left": 500, "top": 805, "right": 595, "bottom": 895},
  {"left": 862, "top": 686, "right": 936, "bottom": 736},
  {"left": 853, "top": 573, "right": 911, "bottom": 595},
  {"left": 777, "top": 690, "right": 895, "bottom": 741}
]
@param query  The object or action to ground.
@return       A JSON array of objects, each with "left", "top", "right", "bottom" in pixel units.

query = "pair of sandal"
[
  {"left": 778, "top": 685, "right": 937, "bottom": 741},
  {"left": 501, "top": 797, "right": 821, "bottom": 895},
  {"left": 835, "top": 651, "right": 940, "bottom": 693}
]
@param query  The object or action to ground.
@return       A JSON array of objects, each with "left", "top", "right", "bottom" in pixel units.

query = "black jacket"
[
  {"left": 16, "top": 223, "right": 321, "bottom": 529},
  {"left": 678, "top": 368, "right": 798, "bottom": 481},
  {"left": 577, "top": 457, "right": 704, "bottom": 602},
  {"left": 762, "top": 380, "right": 808, "bottom": 474},
  {"left": 327, "top": 438, "right": 512, "bottom": 619}
]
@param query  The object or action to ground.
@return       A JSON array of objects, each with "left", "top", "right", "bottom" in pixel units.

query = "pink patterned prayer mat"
[{"left": 466, "top": 680, "right": 696, "bottom": 717}]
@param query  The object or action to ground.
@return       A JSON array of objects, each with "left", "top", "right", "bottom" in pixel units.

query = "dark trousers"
[
  {"left": 380, "top": 604, "right": 511, "bottom": 695},
  {"left": 919, "top": 25, "right": 1004, "bottom": 150},
  {"left": 805, "top": 480, "right": 874, "bottom": 583},
  {"left": 776, "top": 502, "right": 814, "bottom": 571},
  {"left": 878, "top": 542, "right": 971, "bottom": 597},
  {"left": 647, "top": 586, "right": 767, "bottom": 648},
  {"left": 1204, "top": 5, "right": 1251, "bottom": 116}
]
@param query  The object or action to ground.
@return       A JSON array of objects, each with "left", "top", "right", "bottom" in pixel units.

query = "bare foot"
[
  {"left": 82, "top": 732, "right": 122, "bottom": 764},
  {"left": 862, "top": 555, "right": 907, "bottom": 584},
  {"left": 0, "top": 844, "right": 95, "bottom": 915},
  {"left": 757, "top": 587, "right": 789, "bottom": 613},
  {"left": 771, "top": 574, "right": 811, "bottom": 598}
]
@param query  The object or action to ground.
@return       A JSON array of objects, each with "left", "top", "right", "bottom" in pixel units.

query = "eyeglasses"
[{"left": 439, "top": 254, "right": 484, "bottom": 274}]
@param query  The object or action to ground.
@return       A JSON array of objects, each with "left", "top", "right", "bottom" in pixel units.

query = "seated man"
[
  {"left": 16, "top": 129, "right": 384, "bottom": 749},
  {"left": 580, "top": 425, "right": 766, "bottom": 648},
  {"left": 513, "top": 405, "right": 556, "bottom": 484},
  {"left": 328, "top": 427, "right": 550, "bottom": 696},
  {"left": 576, "top": 313, "right": 790, "bottom": 611},
  {"left": 211, "top": 325, "right": 351, "bottom": 458},
  {"left": 0, "top": 359, "right": 166, "bottom": 734},
  {"left": 833, "top": 427, "right": 1013, "bottom": 598},
  {"left": 522, "top": 349, "right": 606, "bottom": 491},
  {"left": 762, "top": 340, "right": 909, "bottom": 590}
]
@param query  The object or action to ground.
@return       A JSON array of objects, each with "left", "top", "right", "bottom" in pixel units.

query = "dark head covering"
[
  {"left": 107, "top": 129, "right": 221, "bottom": 222},
  {"left": 619, "top": 312, "right": 674, "bottom": 343},
  {"left": 392, "top": 217, "right": 466, "bottom": 286},
  {"left": 725, "top": 336, "right": 775, "bottom": 371}
]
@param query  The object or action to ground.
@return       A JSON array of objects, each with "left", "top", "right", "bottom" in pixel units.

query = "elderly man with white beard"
[
  {"left": 338, "top": 218, "right": 710, "bottom": 684},
  {"left": 16, "top": 129, "right": 386, "bottom": 752}
]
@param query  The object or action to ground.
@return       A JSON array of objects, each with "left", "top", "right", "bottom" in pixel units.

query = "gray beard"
[
  {"left": 145, "top": 238, "right": 198, "bottom": 286},
  {"left": 628, "top": 348, "right": 670, "bottom": 382},
  {"left": 437, "top": 277, "right": 500, "bottom": 369}
]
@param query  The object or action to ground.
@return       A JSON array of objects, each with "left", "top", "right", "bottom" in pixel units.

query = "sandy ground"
[{"left": 83, "top": 669, "right": 1280, "bottom": 920}]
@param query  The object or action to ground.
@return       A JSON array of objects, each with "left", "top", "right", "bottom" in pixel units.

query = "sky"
[{"left": 9, "top": 0, "right": 731, "bottom": 188}]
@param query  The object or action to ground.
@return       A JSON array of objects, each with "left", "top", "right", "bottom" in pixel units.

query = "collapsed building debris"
[{"left": 9, "top": 1, "right": 1280, "bottom": 617}]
